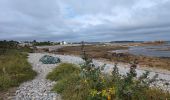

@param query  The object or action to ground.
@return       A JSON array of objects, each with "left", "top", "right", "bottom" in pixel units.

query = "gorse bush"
[{"left": 48, "top": 42, "right": 170, "bottom": 100}]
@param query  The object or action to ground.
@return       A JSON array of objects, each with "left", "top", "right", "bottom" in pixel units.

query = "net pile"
[{"left": 39, "top": 55, "right": 61, "bottom": 64}]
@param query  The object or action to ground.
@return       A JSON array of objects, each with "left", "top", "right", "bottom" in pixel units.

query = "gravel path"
[
  {"left": 14, "top": 53, "right": 61, "bottom": 100},
  {"left": 11, "top": 53, "right": 170, "bottom": 100},
  {"left": 42, "top": 53, "right": 170, "bottom": 91}
]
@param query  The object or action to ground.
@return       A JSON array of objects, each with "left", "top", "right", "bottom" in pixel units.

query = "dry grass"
[
  {"left": 0, "top": 50, "right": 37, "bottom": 91},
  {"left": 110, "top": 54, "right": 170, "bottom": 70},
  {"left": 57, "top": 45, "right": 128, "bottom": 58}
]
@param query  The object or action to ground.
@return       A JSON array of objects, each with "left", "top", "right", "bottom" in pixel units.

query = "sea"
[{"left": 114, "top": 41, "right": 170, "bottom": 57}]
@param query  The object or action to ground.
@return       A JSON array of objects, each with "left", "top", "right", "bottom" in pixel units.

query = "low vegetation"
[
  {"left": 0, "top": 50, "right": 37, "bottom": 91},
  {"left": 109, "top": 54, "right": 170, "bottom": 70},
  {"left": 48, "top": 62, "right": 170, "bottom": 100},
  {"left": 48, "top": 43, "right": 170, "bottom": 100},
  {"left": 47, "top": 63, "right": 80, "bottom": 81},
  {"left": 0, "top": 41, "right": 37, "bottom": 91},
  {"left": 33, "top": 41, "right": 54, "bottom": 46},
  {"left": 0, "top": 40, "right": 33, "bottom": 55},
  {"left": 57, "top": 45, "right": 128, "bottom": 58},
  {"left": 32, "top": 40, "right": 60, "bottom": 46},
  {"left": 57, "top": 44, "right": 170, "bottom": 70}
]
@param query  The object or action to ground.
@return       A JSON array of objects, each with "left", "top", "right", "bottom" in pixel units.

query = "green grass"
[
  {"left": 0, "top": 50, "right": 37, "bottom": 91},
  {"left": 47, "top": 63, "right": 91, "bottom": 100},
  {"left": 47, "top": 63, "right": 80, "bottom": 94},
  {"left": 144, "top": 88, "right": 170, "bottom": 100},
  {"left": 47, "top": 63, "right": 170, "bottom": 100},
  {"left": 47, "top": 63, "right": 80, "bottom": 81}
]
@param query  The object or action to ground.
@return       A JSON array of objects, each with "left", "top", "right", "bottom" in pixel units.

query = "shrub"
[
  {"left": 0, "top": 40, "right": 33, "bottom": 55},
  {"left": 33, "top": 41, "right": 53, "bottom": 46},
  {"left": 61, "top": 78, "right": 90, "bottom": 100},
  {"left": 48, "top": 42, "right": 170, "bottom": 100}
]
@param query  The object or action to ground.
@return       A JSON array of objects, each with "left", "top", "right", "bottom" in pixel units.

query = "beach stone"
[
  {"left": 10, "top": 53, "right": 170, "bottom": 100},
  {"left": 13, "top": 53, "right": 61, "bottom": 100}
]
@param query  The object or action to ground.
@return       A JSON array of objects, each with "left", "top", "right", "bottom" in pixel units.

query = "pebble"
[
  {"left": 11, "top": 53, "right": 62, "bottom": 100},
  {"left": 9, "top": 53, "right": 170, "bottom": 100}
]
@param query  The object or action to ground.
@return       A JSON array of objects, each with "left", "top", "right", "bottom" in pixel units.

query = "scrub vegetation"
[
  {"left": 47, "top": 43, "right": 170, "bottom": 100},
  {"left": 57, "top": 44, "right": 170, "bottom": 70},
  {"left": 0, "top": 41, "right": 37, "bottom": 91}
]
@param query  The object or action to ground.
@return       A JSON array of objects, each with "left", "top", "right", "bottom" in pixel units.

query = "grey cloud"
[{"left": 0, "top": 0, "right": 170, "bottom": 41}]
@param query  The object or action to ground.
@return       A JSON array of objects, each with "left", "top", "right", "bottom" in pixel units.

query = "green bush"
[
  {"left": 48, "top": 62, "right": 170, "bottom": 100},
  {"left": 0, "top": 40, "right": 33, "bottom": 55},
  {"left": 48, "top": 43, "right": 170, "bottom": 100},
  {"left": 33, "top": 41, "right": 54, "bottom": 46}
]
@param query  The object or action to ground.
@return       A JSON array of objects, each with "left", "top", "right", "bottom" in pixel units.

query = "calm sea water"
[
  {"left": 112, "top": 42, "right": 170, "bottom": 57},
  {"left": 128, "top": 42, "right": 170, "bottom": 57}
]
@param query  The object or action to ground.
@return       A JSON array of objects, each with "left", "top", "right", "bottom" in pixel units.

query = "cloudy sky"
[{"left": 0, "top": 0, "right": 170, "bottom": 42}]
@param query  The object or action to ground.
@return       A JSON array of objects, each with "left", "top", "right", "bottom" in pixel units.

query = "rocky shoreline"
[{"left": 8, "top": 53, "right": 170, "bottom": 100}]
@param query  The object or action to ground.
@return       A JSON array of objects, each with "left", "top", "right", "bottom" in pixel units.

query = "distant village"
[
  {"left": 0, "top": 40, "right": 167, "bottom": 48},
  {"left": 18, "top": 41, "right": 69, "bottom": 47}
]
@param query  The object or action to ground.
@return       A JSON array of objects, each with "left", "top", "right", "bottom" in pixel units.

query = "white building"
[{"left": 60, "top": 41, "right": 67, "bottom": 45}]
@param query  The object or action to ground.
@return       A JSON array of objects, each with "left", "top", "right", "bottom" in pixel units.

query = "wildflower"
[
  {"left": 90, "top": 89, "right": 98, "bottom": 97},
  {"left": 107, "top": 95, "right": 111, "bottom": 100},
  {"left": 109, "top": 87, "right": 115, "bottom": 95},
  {"left": 84, "top": 79, "right": 87, "bottom": 83},
  {"left": 102, "top": 89, "right": 107, "bottom": 96}
]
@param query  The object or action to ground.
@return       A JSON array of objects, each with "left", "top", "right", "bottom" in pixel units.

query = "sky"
[{"left": 0, "top": 0, "right": 170, "bottom": 42}]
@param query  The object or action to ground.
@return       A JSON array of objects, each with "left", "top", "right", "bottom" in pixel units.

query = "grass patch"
[
  {"left": 47, "top": 63, "right": 91, "bottom": 100},
  {"left": 47, "top": 63, "right": 80, "bottom": 81},
  {"left": 48, "top": 63, "right": 170, "bottom": 100},
  {"left": 144, "top": 88, "right": 170, "bottom": 100},
  {"left": 0, "top": 50, "right": 37, "bottom": 91}
]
